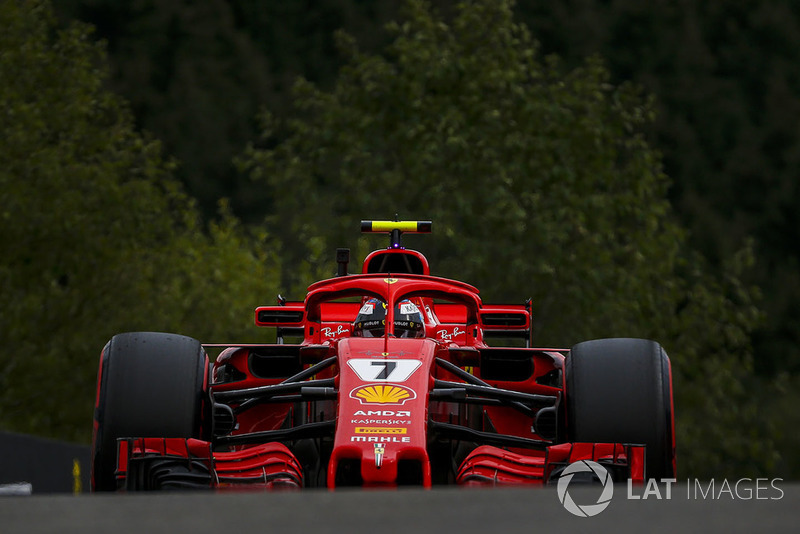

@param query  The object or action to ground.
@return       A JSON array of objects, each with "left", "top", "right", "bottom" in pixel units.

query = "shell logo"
[{"left": 350, "top": 384, "right": 416, "bottom": 405}]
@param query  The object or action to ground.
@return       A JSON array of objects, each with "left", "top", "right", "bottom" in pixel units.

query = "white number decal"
[{"left": 347, "top": 359, "right": 422, "bottom": 382}]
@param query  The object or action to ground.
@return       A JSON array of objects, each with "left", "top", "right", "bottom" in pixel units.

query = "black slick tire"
[
  {"left": 91, "top": 332, "right": 208, "bottom": 491},
  {"left": 565, "top": 337, "right": 675, "bottom": 479}
]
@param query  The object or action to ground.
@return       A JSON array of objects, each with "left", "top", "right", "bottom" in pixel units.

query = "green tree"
[
  {"left": 55, "top": 0, "right": 409, "bottom": 222},
  {"left": 517, "top": 0, "right": 800, "bottom": 478},
  {"left": 0, "top": 0, "right": 280, "bottom": 443},
  {"left": 55, "top": 0, "right": 279, "bottom": 219},
  {"left": 517, "top": 0, "right": 800, "bottom": 376},
  {"left": 240, "top": 0, "right": 771, "bottom": 477}
]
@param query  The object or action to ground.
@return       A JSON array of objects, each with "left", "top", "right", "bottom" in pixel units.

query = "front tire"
[
  {"left": 91, "top": 332, "right": 209, "bottom": 491},
  {"left": 565, "top": 338, "right": 675, "bottom": 479}
]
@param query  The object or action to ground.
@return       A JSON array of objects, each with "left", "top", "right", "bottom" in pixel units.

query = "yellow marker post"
[{"left": 73, "top": 459, "right": 82, "bottom": 494}]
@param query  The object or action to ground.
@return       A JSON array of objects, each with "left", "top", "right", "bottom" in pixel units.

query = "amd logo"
[{"left": 353, "top": 410, "right": 411, "bottom": 417}]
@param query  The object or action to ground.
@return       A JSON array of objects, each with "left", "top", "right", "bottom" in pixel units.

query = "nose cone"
[{"left": 328, "top": 337, "right": 435, "bottom": 487}]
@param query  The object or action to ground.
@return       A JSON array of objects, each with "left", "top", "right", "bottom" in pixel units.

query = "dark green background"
[{"left": 3, "top": 0, "right": 797, "bottom": 479}]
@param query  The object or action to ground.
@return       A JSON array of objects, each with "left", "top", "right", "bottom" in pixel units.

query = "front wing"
[{"left": 115, "top": 438, "right": 644, "bottom": 490}]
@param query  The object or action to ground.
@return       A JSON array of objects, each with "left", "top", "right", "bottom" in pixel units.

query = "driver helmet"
[{"left": 352, "top": 298, "right": 425, "bottom": 339}]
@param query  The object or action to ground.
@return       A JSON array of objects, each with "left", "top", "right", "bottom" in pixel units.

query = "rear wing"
[
  {"left": 256, "top": 301, "right": 532, "bottom": 346},
  {"left": 256, "top": 302, "right": 362, "bottom": 343},
  {"left": 256, "top": 302, "right": 364, "bottom": 326},
  {"left": 479, "top": 304, "right": 532, "bottom": 347},
  {"left": 255, "top": 303, "right": 305, "bottom": 343}
]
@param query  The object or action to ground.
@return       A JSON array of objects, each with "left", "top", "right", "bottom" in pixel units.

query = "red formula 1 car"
[{"left": 91, "top": 220, "right": 676, "bottom": 491}]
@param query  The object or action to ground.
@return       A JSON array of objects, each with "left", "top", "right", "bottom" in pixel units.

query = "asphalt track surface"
[{"left": 2, "top": 483, "right": 798, "bottom": 533}]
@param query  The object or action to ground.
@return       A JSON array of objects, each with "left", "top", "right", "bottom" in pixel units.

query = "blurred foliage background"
[{"left": 2, "top": 0, "right": 798, "bottom": 479}]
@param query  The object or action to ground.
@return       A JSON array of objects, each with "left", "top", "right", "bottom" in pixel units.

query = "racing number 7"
[{"left": 371, "top": 361, "right": 397, "bottom": 380}]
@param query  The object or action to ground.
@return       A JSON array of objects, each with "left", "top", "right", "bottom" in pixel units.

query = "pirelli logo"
[{"left": 354, "top": 427, "right": 407, "bottom": 435}]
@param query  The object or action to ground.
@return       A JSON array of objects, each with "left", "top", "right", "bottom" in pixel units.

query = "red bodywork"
[{"left": 114, "top": 246, "right": 657, "bottom": 489}]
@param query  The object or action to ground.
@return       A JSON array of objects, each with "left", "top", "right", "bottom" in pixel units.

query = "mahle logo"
[{"left": 556, "top": 460, "right": 614, "bottom": 517}]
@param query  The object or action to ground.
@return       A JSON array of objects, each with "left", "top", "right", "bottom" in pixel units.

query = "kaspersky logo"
[{"left": 556, "top": 460, "right": 614, "bottom": 517}]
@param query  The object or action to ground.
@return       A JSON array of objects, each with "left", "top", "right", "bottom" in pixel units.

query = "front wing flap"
[
  {"left": 116, "top": 438, "right": 643, "bottom": 490},
  {"left": 117, "top": 438, "right": 303, "bottom": 490},
  {"left": 457, "top": 443, "right": 645, "bottom": 485}
]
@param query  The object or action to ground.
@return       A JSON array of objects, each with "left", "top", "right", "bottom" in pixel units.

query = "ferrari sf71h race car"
[{"left": 91, "top": 220, "right": 676, "bottom": 491}]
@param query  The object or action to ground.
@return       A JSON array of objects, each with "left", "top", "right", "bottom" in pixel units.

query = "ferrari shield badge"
[{"left": 374, "top": 443, "right": 385, "bottom": 468}]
